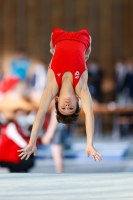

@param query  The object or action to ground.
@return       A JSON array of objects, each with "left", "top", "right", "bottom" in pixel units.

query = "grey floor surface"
[{"left": 0, "top": 173, "right": 133, "bottom": 200}]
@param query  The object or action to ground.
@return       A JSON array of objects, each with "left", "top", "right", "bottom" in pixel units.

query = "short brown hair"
[{"left": 55, "top": 101, "right": 80, "bottom": 124}]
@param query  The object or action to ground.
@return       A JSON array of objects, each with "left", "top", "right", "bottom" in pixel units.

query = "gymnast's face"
[{"left": 55, "top": 95, "right": 78, "bottom": 115}]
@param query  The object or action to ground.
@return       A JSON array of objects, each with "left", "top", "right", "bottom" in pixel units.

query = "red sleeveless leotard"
[{"left": 49, "top": 28, "right": 91, "bottom": 89}]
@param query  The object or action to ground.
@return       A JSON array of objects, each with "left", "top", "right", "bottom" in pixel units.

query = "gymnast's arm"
[
  {"left": 18, "top": 72, "right": 58, "bottom": 159},
  {"left": 78, "top": 83, "right": 102, "bottom": 161},
  {"left": 80, "top": 84, "right": 94, "bottom": 146},
  {"left": 41, "top": 107, "right": 58, "bottom": 145},
  {"left": 28, "top": 85, "right": 55, "bottom": 145}
]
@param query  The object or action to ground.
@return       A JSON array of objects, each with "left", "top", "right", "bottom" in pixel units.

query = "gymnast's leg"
[{"left": 51, "top": 144, "right": 63, "bottom": 173}]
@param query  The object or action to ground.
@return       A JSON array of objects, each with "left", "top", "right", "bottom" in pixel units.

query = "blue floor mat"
[{"left": 36, "top": 142, "right": 130, "bottom": 160}]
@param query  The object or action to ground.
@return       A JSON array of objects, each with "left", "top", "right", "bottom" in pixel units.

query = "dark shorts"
[
  {"left": 51, "top": 123, "right": 67, "bottom": 145},
  {"left": 0, "top": 155, "right": 34, "bottom": 172}
]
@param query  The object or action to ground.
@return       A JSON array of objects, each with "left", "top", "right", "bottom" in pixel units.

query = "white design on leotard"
[{"left": 74, "top": 71, "right": 80, "bottom": 79}]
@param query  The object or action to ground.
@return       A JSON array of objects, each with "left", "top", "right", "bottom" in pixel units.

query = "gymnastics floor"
[{"left": 0, "top": 173, "right": 133, "bottom": 200}]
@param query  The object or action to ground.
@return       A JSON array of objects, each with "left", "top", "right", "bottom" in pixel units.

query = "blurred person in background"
[
  {"left": 0, "top": 49, "right": 31, "bottom": 97},
  {"left": 87, "top": 58, "right": 103, "bottom": 102},
  {"left": 28, "top": 59, "right": 47, "bottom": 101},
  {"left": 115, "top": 57, "right": 127, "bottom": 101},
  {"left": 114, "top": 57, "right": 133, "bottom": 137},
  {"left": 115, "top": 57, "right": 133, "bottom": 105},
  {"left": 10, "top": 48, "right": 31, "bottom": 82},
  {"left": 0, "top": 100, "right": 40, "bottom": 172},
  {"left": 123, "top": 57, "right": 133, "bottom": 101},
  {"left": 122, "top": 58, "right": 133, "bottom": 136},
  {"left": 41, "top": 106, "right": 71, "bottom": 173}
]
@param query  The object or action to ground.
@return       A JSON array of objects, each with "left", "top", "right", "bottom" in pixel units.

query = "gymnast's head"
[{"left": 55, "top": 93, "right": 80, "bottom": 124}]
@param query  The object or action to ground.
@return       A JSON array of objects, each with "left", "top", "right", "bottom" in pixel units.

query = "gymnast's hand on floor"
[
  {"left": 85, "top": 145, "right": 102, "bottom": 162},
  {"left": 18, "top": 143, "right": 37, "bottom": 160}
]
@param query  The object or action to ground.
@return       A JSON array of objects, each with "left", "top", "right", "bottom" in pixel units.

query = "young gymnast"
[{"left": 18, "top": 28, "right": 102, "bottom": 162}]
